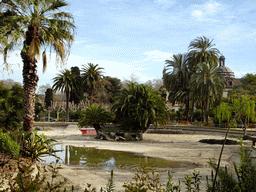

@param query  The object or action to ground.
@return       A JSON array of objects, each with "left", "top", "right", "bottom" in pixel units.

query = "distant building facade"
[{"left": 216, "top": 56, "right": 241, "bottom": 97}]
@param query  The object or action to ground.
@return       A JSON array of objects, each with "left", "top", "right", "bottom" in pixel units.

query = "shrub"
[
  {"left": 0, "top": 129, "right": 20, "bottom": 167},
  {"left": 112, "top": 83, "right": 169, "bottom": 133},
  {"left": 206, "top": 138, "right": 256, "bottom": 191},
  {"left": 17, "top": 131, "right": 60, "bottom": 162},
  {"left": 0, "top": 84, "right": 23, "bottom": 131},
  {"left": 78, "top": 104, "right": 113, "bottom": 134}
]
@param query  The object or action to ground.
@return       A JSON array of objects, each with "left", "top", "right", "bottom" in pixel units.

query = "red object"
[{"left": 79, "top": 128, "right": 97, "bottom": 135}]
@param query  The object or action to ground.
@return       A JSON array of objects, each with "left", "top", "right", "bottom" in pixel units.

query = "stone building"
[{"left": 216, "top": 56, "right": 241, "bottom": 97}]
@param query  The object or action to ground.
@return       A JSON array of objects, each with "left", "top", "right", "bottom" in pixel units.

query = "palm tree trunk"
[
  {"left": 66, "top": 89, "right": 70, "bottom": 122},
  {"left": 21, "top": 27, "right": 39, "bottom": 132},
  {"left": 185, "top": 95, "right": 190, "bottom": 122}
]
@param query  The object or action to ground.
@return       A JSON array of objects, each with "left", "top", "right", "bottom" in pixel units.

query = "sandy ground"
[{"left": 39, "top": 125, "right": 252, "bottom": 191}]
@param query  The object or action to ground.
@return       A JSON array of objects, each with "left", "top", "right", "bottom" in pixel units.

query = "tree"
[
  {"left": 44, "top": 88, "right": 53, "bottom": 109},
  {"left": 0, "top": 84, "right": 23, "bottom": 131},
  {"left": 145, "top": 78, "right": 163, "bottom": 91},
  {"left": 104, "top": 76, "right": 122, "bottom": 103},
  {"left": 187, "top": 36, "right": 222, "bottom": 123},
  {"left": 0, "top": 79, "right": 21, "bottom": 89},
  {"left": 112, "top": 83, "right": 169, "bottom": 133},
  {"left": 163, "top": 53, "right": 191, "bottom": 121},
  {"left": 52, "top": 69, "right": 77, "bottom": 122},
  {"left": 0, "top": 0, "right": 75, "bottom": 132},
  {"left": 191, "top": 62, "right": 225, "bottom": 123},
  {"left": 81, "top": 63, "right": 104, "bottom": 103},
  {"left": 69, "top": 66, "right": 84, "bottom": 104},
  {"left": 78, "top": 104, "right": 112, "bottom": 135},
  {"left": 188, "top": 36, "right": 220, "bottom": 66}
]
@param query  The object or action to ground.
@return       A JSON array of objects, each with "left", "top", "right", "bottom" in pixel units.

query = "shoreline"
[{"left": 39, "top": 125, "right": 251, "bottom": 191}]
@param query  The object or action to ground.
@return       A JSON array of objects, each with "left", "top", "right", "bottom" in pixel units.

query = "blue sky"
[{"left": 1, "top": 0, "right": 256, "bottom": 88}]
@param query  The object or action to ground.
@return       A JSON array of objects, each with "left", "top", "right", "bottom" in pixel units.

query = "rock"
[{"left": 123, "top": 132, "right": 132, "bottom": 141}]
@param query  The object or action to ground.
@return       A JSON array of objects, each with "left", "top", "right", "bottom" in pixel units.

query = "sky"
[{"left": 1, "top": 0, "right": 256, "bottom": 90}]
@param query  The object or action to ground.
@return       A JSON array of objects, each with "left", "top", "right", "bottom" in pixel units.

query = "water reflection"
[{"left": 41, "top": 145, "right": 183, "bottom": 169}]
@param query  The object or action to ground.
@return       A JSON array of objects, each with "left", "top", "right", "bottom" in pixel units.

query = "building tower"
[{"left": 217, "top": 55, "right": 235, "bottom": 88}]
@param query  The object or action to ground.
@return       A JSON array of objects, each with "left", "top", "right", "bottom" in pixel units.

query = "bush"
[
  {"left": 0, "top": 129, "right": 20, "bottom": 157},
  {"left": 0, "top": 129, "right": 20, "bottom": 167},
  {"left": 112, "top": 83, "right": 169, "bottom": 133},
  {"left": 206, "top": 138, "right": 256, "bottom": 191},
  {"left": 19, "top": 131, "right": 60, "bottom": 162},
  {"left": 78, "top": 104, "right": 113, "bottom": 134},
  {"left": 193, "top": 109, "right": 203, "bottom": 122},
  {"left": 0, "top": 84, "right": 23, "bottom": 131}
]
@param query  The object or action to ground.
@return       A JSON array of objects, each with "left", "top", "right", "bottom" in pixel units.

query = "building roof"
[
  {"left": 218, "top": 66, "right": 233, "bottom": 73},
  {"left": 219, "top": 55, "right": 225, "bottom": 59}
]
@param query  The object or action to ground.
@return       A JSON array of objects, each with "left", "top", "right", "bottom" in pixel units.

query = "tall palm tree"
[
  {"left": 188, "top": 36, "right": 220, "bottom": 66},
  {"left": 52, "top": 69, "right": 77, "bottom": 122},
  {"left": 188, "top": 36, "right": 221, "bottom": 123},
  {"left": 190, "top": 62, "right": 225, "bottom": 123},
  {"left": 0, "top": 0, "right": 75, "bottom": 132},
  {"left": 163, "top": 53, "right": 191, "bottom": 121},
  {"left": 81, "top": 63, "right": 104, "bottom": 103}
]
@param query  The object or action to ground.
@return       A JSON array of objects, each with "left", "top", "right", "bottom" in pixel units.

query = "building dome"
[
  {"left": 218, "top": 66, "right": 233, "bottom": 73},
  {"left": 219, "top": 55, "right": 225, "bottom": 60}
]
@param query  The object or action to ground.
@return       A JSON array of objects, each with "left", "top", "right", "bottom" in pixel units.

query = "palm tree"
[
  {"left": 52, "top": 69, "right": 77, "bottom": 122},
  {"left": 112, "top": 83, "right": 169, "bottom": 133},
  {"left": 78, "top": 104, "right": 112, "bottom": 135},
  {"left": 190, "top": 62, "right": 225, "bottom": 123},
  {"left": 81, "top": 63, "right": 104, "bottom": 103},
  {"left": 0, "top": 0, "right": 75, "bottom": 132},
  {"left": 188, "top": 36, "right": 221, "bottom": 123},
  {"left": 188, "top": 36, "right": 220, "bottom": 66},
  {"left": 163, "top": 54, "right": 191, "bottom": 121}
]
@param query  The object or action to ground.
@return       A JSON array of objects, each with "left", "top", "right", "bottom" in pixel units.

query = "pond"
[{"left": 41, "top": 145, "right": 185, "bottom": 170}]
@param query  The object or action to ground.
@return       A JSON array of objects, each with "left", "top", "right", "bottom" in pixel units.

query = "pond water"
[{"left": 41, "top": 145, "right": 184, "bottom": 170}]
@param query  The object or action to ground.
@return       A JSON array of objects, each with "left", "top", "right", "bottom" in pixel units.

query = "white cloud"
[
  {"left": 191, "top": 1, "right": 221, "bottom": 21},
  {"left": 144, "top": 50, "right": 172, "bottom": 62}
]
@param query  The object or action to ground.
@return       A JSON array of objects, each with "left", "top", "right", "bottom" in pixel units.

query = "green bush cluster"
[{"left": 0, "top": 129, "right": 20, "bottom": 158}]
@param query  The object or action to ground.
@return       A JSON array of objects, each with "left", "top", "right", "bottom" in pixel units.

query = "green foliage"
[
  {"left": 52, "top": 69, "right": 78, "bottom": 122},
  {"left": 0, "top": 0, "right": 75, "bottom": 132},
  {"left": 182, "top": 171, "right": 202, "bottom": 192},
  {"left": 169, "top": 111, "right": 177, "bottom": 121},
  {"left": 19, "top": 131, "right": 60, "bottom": 162},
  {"left": 0, "top": 84, "right": 23, "bottom": 131},
  {"left": 112, "top": 83, "right": 169, "bottom": 133},
  {"left": 0, "top": 129, "right": 20, "bottom": 167},
  {"left": 78, "top": 105, "right": 112, "bottom": 133},
  {"left": 163, "top": 53, "right": 191, "bottom": 121},
  {"left": 207, "top": 138, "right": 256, "bottom": 192},
  {"left": 0, "top": 129, "right": 20, "bottom": 157},
  {"left": 69, "top": 110, "right": 81, "bottom": 120},
  {"left": 70, "top": 66, "right": 84, "bottom": 104},
  {"left": 81, "top": 63, "right": 104, "bottom": 102},
  {"left": 0, "top": 158, "right": 69, "bottom": 192},
  {"left": 104, "top": 76, "right": 122, "bottom": 103},
  {"left": 215, "top": 96, "right": 255, "bottom": 129},
  {"left": 35, "top": 94, "right": 44, "bottom": 121},
  {"left": 45, "top": 88, "right": 53, "bottom": 109},
  {"left": 240, "top": 73, "right": 256, "bottom": 93},
  {"left": 166, "top": 170, "right": 181, "bottom": 192},
  {"left": 123, "top": 167, "right": 164, "bottom": 192},
  {"left": 99, "top": 170, "right": 115, "bottom": 192},
  {"left": 190, "top": 62, "right": 225, "bottom": 123},
  {"left": 176, "top": 106, "right": 185, "bottom": 121},
  {"left": 193, "top": 109, "right": 203, "bottom": 122},
  {"left": 215, "top": 102, "right": 232, "bottom": 124}
]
